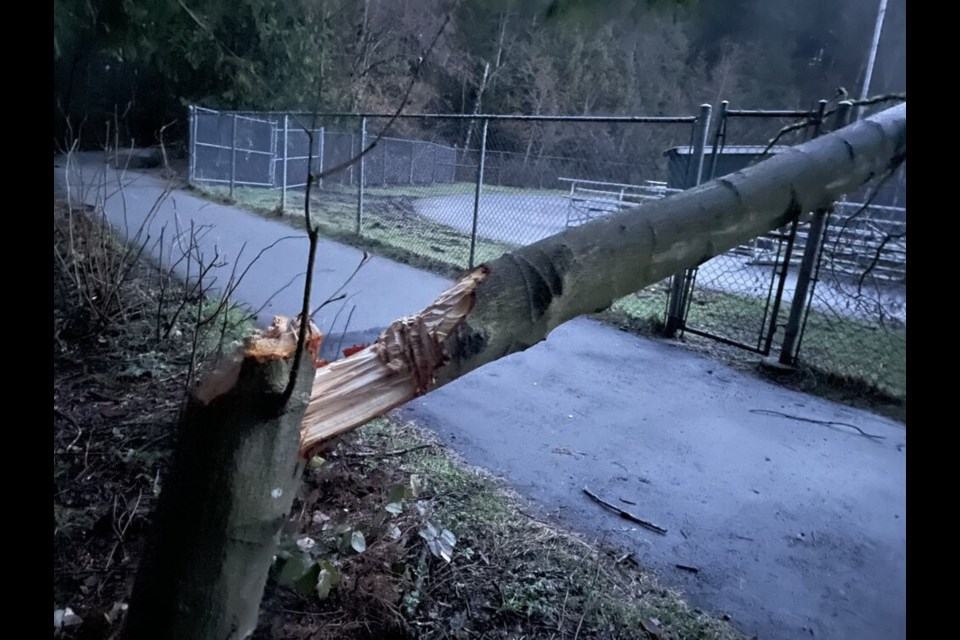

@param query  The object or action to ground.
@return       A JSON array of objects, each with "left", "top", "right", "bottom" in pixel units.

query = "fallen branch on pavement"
[
  {"left": 582, "top": 487, "right": 667, "bottom": 535},
  {"left": 749, "top": 409, "right": 885, "bottom": 441}
]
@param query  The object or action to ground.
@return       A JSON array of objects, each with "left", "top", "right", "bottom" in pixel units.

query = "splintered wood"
[
  {"left": 194, "top": 315, "right": 323, "bottom": 406},
  {"left": 245, "top": 315, "right": 323, "bottom": 363},
  {"left": 300, "top": 267, "right": 488, "bottom": 455}
]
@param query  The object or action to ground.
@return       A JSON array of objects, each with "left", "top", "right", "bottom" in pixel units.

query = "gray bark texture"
[{"left": 121, "top": 349, "right": 316, "bottom": 640}]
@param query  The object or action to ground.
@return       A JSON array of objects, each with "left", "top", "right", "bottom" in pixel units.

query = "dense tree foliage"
[{"left": 54, "top": 0, "right": 905, "bottom": 149}]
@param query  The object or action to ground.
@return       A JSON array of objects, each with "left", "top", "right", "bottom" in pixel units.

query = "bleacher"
[{"left": 559, "top": 178, "right": 681, "bottom": 228}]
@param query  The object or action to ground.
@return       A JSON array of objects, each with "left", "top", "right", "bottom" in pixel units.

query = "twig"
[
  {"left": 333, "top": 306, "right": 357, "bottom": 359},
  {"left": 310, "top": 252, "right": 371, "bottom": 317},
  {"left": 828, "top": 167, "right": 900, "bottom": 263},
  {"left": 88, "top": 390, "right": 122, "bottom": 403},
  {"left": 54, "top": 407, "right": 80, "bottom": 430},
  {"left": 55, "top": 567, "right": 136, "bottom": 576},
  {"left": 675, "top": 563, "right": 700, "bottom": 574},
  {"left": 309, "top": 13, "right": 456, "bottom": 183},
  {"left": 847, "top": 92, "right": 907, "bottom": 109},
  {"left": 56, "top": 407, "right": 84, "bottom": 453},
  {"left": 322, "top": 293, "right": 356, "bottom": 340},
  {"left": 285, "top": 8, "right": 455, "bottom": 397},
  {"left": 517, "top": 509, "right": 553, "bottom": 526},
  {"left": 582, "top": 487, "right": 667, "bottom": 535},
  {"left": 252, "top": 271, "right": 306, "bottom": 319},
  {"left": 749, "top": 409, "right": 885, "bottom": 441},
  {"left": 856, "top": 229, "right": 906, "bottom": 295},
  {"left": 757, "top": 119, "right": 816, "bottom": 160},
  {"left": 343, "top": 443, "right": 433, "bottom": 458},
  {"left": 572, "top": 549, "right": 604, "bottom": 640},
  {"left": 310, "top": 293, "right": 346, "bottom": 316},
  {"left": 754, "top": 92, "right": 906, "bottom": 166}
]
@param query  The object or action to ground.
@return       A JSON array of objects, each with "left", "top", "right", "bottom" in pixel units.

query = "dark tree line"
[{"left": 54, "top": 0, "right": 905, "bottom": 158}]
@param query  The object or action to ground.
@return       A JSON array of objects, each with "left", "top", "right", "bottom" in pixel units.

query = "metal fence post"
[
  {"left": 706, "top": 100, "right": 728, "bottom": 182},
  {"left": 409, "top": 141, "right": 415, "bottom": 185},
  {"left": 269, "top": 119, "right": 278, "bottom": 189},
  {"left": 665, "top": 104, "right": 712, "bottom": 336},
  {"left": 357, "top": 116, "right": 367, "bottom": 234},
  {"left": 382, "top": 139, "right": 388, "bottom": 185},
  {"left": 280, "top": 115, "right": 289, "bottom": 212},
  {"left": 188, "top": 105, "right": 196, "bottom": 185},
  {"left": 229, "top": 113, "right": 238, "bottom": 199},
  {"left": 469, "top": 118, "right": 490, "bottom": 270},
  {"left": 778, "top": 100, "right": 849, "bottom": 366},
  {"left": 317, "top": 126, "right": 325, "bottom": 190},
  {"left": 349, "top": 133, "right": 356, "bottom": 186}
]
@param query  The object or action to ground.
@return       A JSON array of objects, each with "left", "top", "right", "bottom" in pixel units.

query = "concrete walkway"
[{"left": 55, "top": 157, "right": 906, "bottom": 640}]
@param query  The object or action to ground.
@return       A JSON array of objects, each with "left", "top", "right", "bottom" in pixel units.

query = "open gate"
[
  {"left": 676, "top": 220, "right": 799, "bottom": 356},
  {"left": 665, "top": 100, "right": 833, "bottom": 358}
]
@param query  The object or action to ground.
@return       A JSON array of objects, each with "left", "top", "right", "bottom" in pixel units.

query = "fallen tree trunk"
[
  {"left": 122, "top": 318, "right": 321, "bottom": 640},
  {"left": 301, "top": 102, "right": 906, "bottom": 453}
]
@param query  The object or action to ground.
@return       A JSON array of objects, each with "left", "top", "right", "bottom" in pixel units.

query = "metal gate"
[
  {"left": 190, "top": 108, "right": 277, "bottom": 189},
  {"left": 677, "top": 221, "right": 799, "bottom": 355},
  {"left": 667, "top": 100, "right": 834, "bottom": 358}
]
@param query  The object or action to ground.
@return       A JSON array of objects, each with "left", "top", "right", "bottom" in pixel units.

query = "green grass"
[
  {"left": 199, "top": 184, "right": 516, "bottom": 272},
  {"left": 326, "top": 180, "right": 570, "bottom": 200},
  {"left": 348, "top": 418, "right": 744, "bottom": 640},
  {"left": 610, "top": 285, "right": 906, "bottom": 402}
]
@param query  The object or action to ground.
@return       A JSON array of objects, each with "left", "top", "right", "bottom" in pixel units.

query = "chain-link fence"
[
  {"left": 795, "top": 200, "right": 906, "bottom": 398},
  {"left": 188, "top": 107, "right": 700, "bottom": 270},
  {"left": 187, "top": 100, "right": 906, "bottom": 403},
  {"left": 653, "top": 100, "right": 907, "bottom": 403}
]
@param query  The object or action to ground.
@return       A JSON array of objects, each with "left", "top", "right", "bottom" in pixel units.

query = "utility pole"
[{"left": 856, "top": 0, "right": 888, "bottom": 121}]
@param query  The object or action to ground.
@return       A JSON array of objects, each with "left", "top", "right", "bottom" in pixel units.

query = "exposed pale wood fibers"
[
  {"left": 195, "top": 315, "right": 322, "bottom": 406},
  {"left": 300, "top": 267, "right": 488, "bottom": 453}
]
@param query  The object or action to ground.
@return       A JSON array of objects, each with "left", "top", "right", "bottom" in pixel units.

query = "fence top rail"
[
  {"left": 194, "top": 141, "right": 275, "bottom": 156},
  {"left": 572, "top": 187, "right": 665, "bottom": 199},
  {"left": 724, "top": 108, "right": 820, "bottom": 118},
  {"left": 194, "top": 108, "right": 276, "bottom": 126},
  {"left": 570, "top": 194, "right": 665, "bottom": 207},
  {"left": 834, "top": 202, "right": 906, "bottom": 213},
  {"left": 189, "top": 105, "right": 697, "bottom": 124},
  {"left": 559, "top": 177, "right": 683, "bottom": 192},
  {"left": 232, "top": 113, "right": 277, "bottom": 125}
]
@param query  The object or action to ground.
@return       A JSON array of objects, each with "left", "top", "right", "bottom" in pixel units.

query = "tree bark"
[
  {"left": 301, "top": 103, "right": 906, "bottom": 453},
  {"left": 122, "top": 318, "right": 320, "bottom": 640}
]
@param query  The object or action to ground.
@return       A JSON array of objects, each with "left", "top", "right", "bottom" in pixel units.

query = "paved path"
[
  {"left": 55, "top": 157, "right": 906, "bottom": 640},
  {"left": 54, "top": 155, "right": 451, "bottom": 331}
]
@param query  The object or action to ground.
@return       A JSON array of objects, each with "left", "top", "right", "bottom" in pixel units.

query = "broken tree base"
[{"left": 122, "top": 318, "right": 320, "bottom": 640}]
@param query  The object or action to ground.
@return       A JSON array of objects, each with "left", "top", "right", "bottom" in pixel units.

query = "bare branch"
[
  {"left": 285, "top": 7, "right": 456, "bottom": 398},
  {"left": 856, "top": 229, "right": 906, "bottom": 295},
  {"left": 310, "top": 252, "right": 371, "bottom": 317},
  {"left": 333, "top": 305, "right": 357, "bottom": 360},
  {"left": 312, "top": 12, "right": 455, "bottom": 183}
]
